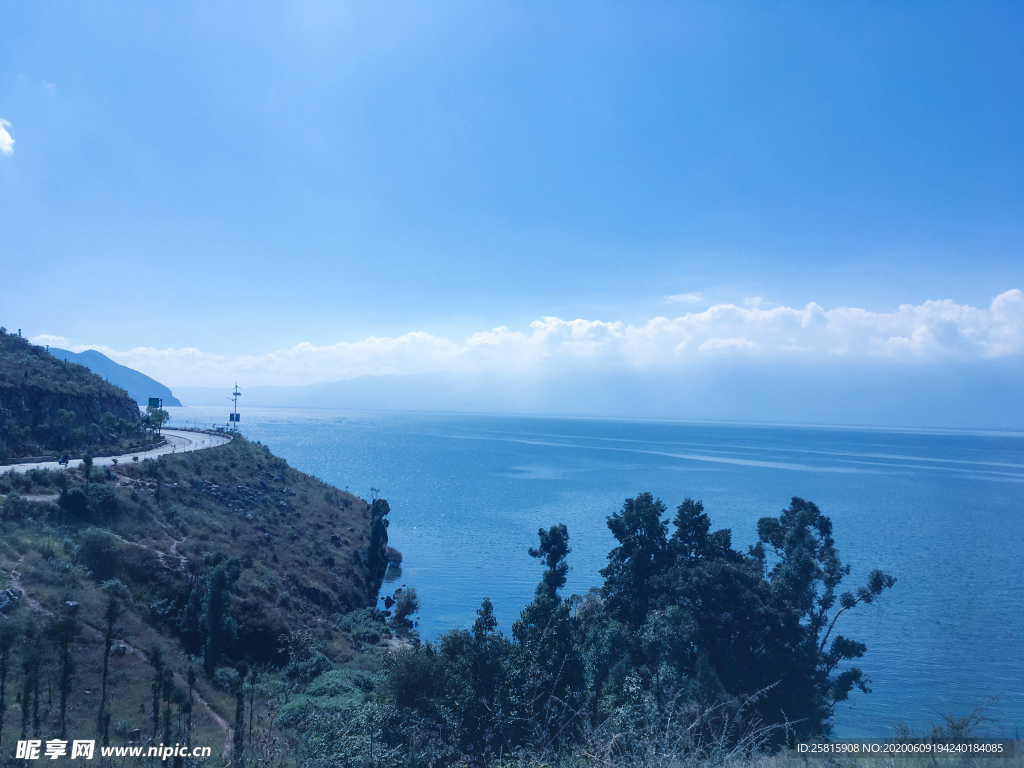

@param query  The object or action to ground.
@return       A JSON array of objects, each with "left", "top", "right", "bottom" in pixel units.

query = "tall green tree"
[
  {"left": 19, "top": 619, "right": 42, "bottom": 739},
  {"left": 49, "top": 612, "right": 81, "bottom": 738},
  {"left": 232, "top": 661, "right": 249, "bottom": 767},
  {"left": 162, "top": 666, "right": 175, "bottom": 750},
  {"left": 98, "top": 597, "right": 121, "bottom": 734},
  {"left": 600, "top": 493, "right": 669, "bottom": 631},
  {"left": 755, "top": 497, "right": 896, "bottom": 726},
  {"left": 202, "top": 563, "right": 238, "bottom": 676},
  {"left": 0, "top": 620, "right": 16, "bottom": 749},
  {"left": 512, "top": 524, "right": 585, "bottom": 751},
  {"left": 147, "top": 646, "right": 164, "bottom": 739},
  {"left": 365, "top": 498, "right": 391, "bottom": 597},
  {"left": 185, "top": 666, "right": 197, "bottom": 746}
]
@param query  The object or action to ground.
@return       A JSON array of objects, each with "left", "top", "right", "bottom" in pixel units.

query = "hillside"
[
  {"left": 0, "top": 434, "right": 399, "bottom": 762},
  {"left": 0, "top": 329, "right": 143, "bottom": 461},
  {"left": 49, "top": 348, "right": 183, "bottom": 407}
]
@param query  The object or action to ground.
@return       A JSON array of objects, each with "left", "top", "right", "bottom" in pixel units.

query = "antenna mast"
[{"left": 230, "top": 384, "right": 241, "bottom": 432}]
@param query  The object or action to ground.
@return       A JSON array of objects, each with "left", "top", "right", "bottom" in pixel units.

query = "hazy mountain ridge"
[
  {"left": 49, "top": 347, "right": 182, "bottom": 407},
  {"left": 176, "top": 358, "right": 1024, "bottom": 431}
]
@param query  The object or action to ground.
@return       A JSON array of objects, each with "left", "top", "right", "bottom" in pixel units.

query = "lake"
[{"left": 166, "top": 406, "right": 1024, "bottom": 738}]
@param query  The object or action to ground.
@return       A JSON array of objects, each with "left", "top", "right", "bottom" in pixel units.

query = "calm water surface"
[{"left": 168, "top": 406, "right": 1024, "bottom": 738}]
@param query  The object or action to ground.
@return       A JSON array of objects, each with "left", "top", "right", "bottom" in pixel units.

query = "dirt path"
[
  {"left": 5, "top": 557, "right": 234, "bottom": 757},
  {"left": 8, "top": 556, "right": 43, "bottom": 612}
]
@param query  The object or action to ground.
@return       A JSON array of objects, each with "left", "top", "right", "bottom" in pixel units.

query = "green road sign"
[{"left": 148, "top": 398, "right": 162, "bottom": 408}]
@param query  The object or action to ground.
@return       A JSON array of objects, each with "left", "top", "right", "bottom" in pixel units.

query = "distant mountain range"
[
  {"left": 174, "top": 358, "right": 1024, "bottom": 430},
  {"left": 48, "top": 347, "right": 183, "bottom": 406}
]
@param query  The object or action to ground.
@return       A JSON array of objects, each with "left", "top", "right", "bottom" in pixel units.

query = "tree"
[
  {"left": 512, "top": 524, "right": 585, "bottom": 750},
  {"left": 0, "top": 620, "right": 16, "bottom": 749},
  {"left": 232, "top": 661, "right": 249, "bottom": 767},
  {"left": 372, "top": 493, "right": 897, "bottom": 760},
  {"left": 186, "top": 666, "right": 197, "bottom": 746},
  {"left": 600, "top": 493, "right": 669, "bottom": 630},
  {"left": 471, "top": 597, "right": 498, "bottom": 642},
  {"left": 81, "top": 453, "right": 94, "bottom": 483},
  {"left": 528, "top": 523, "right": 570, "bottom": 595},
  {"left": 146, "top": 646, "right": 164, "bottom": 739},
  {"left": 162, "top": 666, "right": 175, "bottom": 752},
  {"left": 365, "top": 498, "right": 391, "bottom": 597},
  {"left": 49, "top": 612, "right": 81, "bottom": 738},
  {"left": 98, "top": 597, "right": 121, "bottom": 734},
  {"left": 202, "top": 563, "right": 238, "bottom": 676},
  {"left": 146, "top": 406, "right": 170, "bottom": 437},
  {"left": 19, "top": 619, "right": 43, "bottom": 739},
  {"left": 390, "top": 587, "right": 420, "bottom": 628},
  {"left": 754, "top": 497, "right": 897, "bottom": 734}
]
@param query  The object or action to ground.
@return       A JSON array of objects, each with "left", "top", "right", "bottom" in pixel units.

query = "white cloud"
[
  {"left": 666, "top": 292, "right": 703, "bottom": 304},
  {"left": 0, "top": 119, "right": 13, "bottom": 155},
  {"left": 699, "top": 337, "right": 760, "bottom": 352},
  {"left": 32, "top": 335, "right": 71, "bottom": 348},
  {"left": 32, "top": 290, "right": 1024, "bottom": 387}
]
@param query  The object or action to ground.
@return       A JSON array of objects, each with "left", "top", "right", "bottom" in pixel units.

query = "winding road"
[
  {"left": 3, "top": 429, "right": 237, "bottom": 752},
  {"left": 4, "top": 429, "right": 232, "bottom": 473}
]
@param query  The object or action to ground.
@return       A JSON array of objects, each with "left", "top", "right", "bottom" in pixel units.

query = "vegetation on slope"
[
  {"left": 0, "top": 435, "right": 401, "bottom": 765},
  {"left": 0, "top": 329, "right": 144, "bottom": 460}
]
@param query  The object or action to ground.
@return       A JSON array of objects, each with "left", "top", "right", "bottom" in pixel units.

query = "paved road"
[{"left": 3, "top": 429, "right": 232, "bottom": 474}]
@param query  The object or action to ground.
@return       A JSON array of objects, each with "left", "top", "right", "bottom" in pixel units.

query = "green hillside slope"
[
  {"left": 0, "top": 329, "right": 144, "bottom": 461},
  {"left": 0, "top": 434, "right": 399, "bottom": 762}
]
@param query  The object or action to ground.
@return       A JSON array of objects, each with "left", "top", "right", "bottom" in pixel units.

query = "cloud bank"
[
  {"left": 0, "top": 119, "right": 13, "bottom": 155},
  {"left": 33, "top": 290, "right": 1024, "bottom": 388}
]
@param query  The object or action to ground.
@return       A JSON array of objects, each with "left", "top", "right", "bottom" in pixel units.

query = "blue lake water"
[{"left": 167, "top": 406, "right": 1024, "bottom": 738}]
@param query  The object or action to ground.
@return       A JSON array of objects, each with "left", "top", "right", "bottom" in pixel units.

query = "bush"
[
  {"left": 390, "top": 587, "right": 419, "bottom": 628},
  {"left": 87, "top": 485, "right": 121, "bottom": 519},
  {"left": 34, "top": 536, "right": 61, "bottom": 560},
  {"left": 25, "top": 468, "right": 53, "bottom": 487},
  {"left": 59, "top": 488, "right": 88, "bottom": 520},
  {"left": 2, "top": 491, "right": 29, "bottom": 521},
  {"left": 78, "top": 529, "right": 122, "bottom": 581},
  {"left": 306, "top": 670, "right": 354, "bottom": 699}
]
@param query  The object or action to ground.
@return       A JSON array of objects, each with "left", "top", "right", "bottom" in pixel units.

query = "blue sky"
[{"left": 2, "top": 2, "right": 1022, "bottom": 424}]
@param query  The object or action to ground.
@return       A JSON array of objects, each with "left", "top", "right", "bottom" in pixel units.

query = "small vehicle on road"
[{"left": 58, "top": 454, "right": 69, "bottom": 466}]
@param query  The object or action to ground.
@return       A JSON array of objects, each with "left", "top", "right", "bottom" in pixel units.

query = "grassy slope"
[
  {"left": 0, "top": 435, "right": 387, "bottom": 756},
  {"left": 0, "top": 330, "right": 143, "bottom": 459},
  {"left": 0, "top": 330, "right": 132, "bottom": 399}
]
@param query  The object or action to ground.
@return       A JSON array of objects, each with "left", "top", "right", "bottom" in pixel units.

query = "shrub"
[
  {"left": 383, "top": 546, "right": 403, "bottom": 565},
  {"left": 2, "top": 491, "right": 29, "bottom": 521},
  {"left": 59, "top": 488, "right": 88, "bottom": 520},
  {"left": 78, "top": 529, "right": 122, "bottom": 581},
  {"left": 390, "top": 587, "right": 419, "bottom": 628},
  {"left": 87, "top": 485, "right": 121, "bottom": 519}
]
